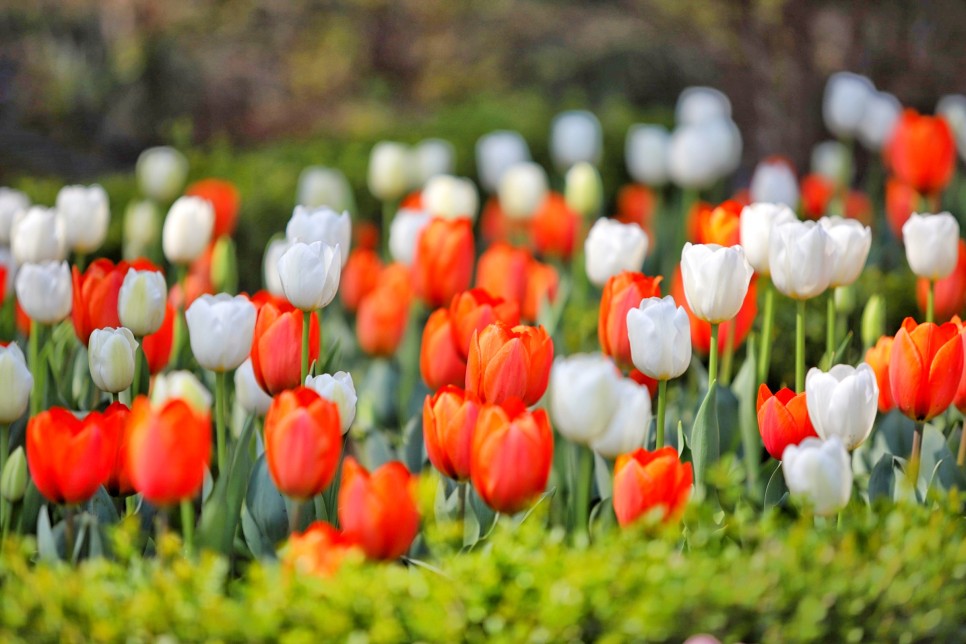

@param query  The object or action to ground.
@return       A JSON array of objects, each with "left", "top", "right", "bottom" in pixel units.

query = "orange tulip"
[
  {"left": 917, "top": 240, "right": 966, "bottom": 322},
  {"left": 864, "top": 336, "right": 896, "bottom": 413},
  {"left": 950, "top": 318, "right": 966, "bottom": 413},
  {"left": 127, "top": 396, "right": 211, "bottom": 505},
  {"left": 419, "top": 308, "right": 466, "bottom": 391},
  {"left": 614, "top": 184, "right": 656, "bottom": 239},
  {"left": 282, "top": 521, "right": 359, "bottom": 578},
  {"left": 471, "top": 399, "right": 553, "bottom": 514},
  {"left": 413, "top": 217, "right": 474, "bottom": 308},
  {"left": 99, "top": 402, "right": 134, "bottom": 496},
  {"left": 480, "top": 197, "right": 510, "bottom": 245},
  {"left": 423, "top": 385, "right": 480, "bottom": 481},
  {"left": 186, "top": 178, "right": 241, "bottom": 238},
  {"left": 690, "top": 200, "right": 742, "bottom": 246},
  {"left": 845, "top": 190, "right": 873, "bottom": 227},
  {"left": 250, "top": 298, "right": 320, "bottom": 394},
  {"left": 142, "top": 302, "right": 175, "bottom": 375},
  {"left": 757, "top": 384, "right": 819, "bottom": 461},
  {"left": 357, "top": 263, "right": 413, "bottom": 357},
  {"left": 522, "top": 259, "right": 559, "bottom": 323},
  {"left": 800, "top": 174, "right": 835, "bottom": 220},
  {"left": 338, "top": 458, "right": 420, "bottom": 560},
  {"left": 264, "top": 387, "right": 342, "bottom": 500},
  {"left": 599, "top": 271, "right": 663, "bottom": 368},
  {"left": 889, "top": 317, "right": 964, "bottom": 421},
  {"left": 475, "top": 242, "right": 531, "bottom": 311},
  {"left": 613, "top": 447, "right": 692, "bottom": 526},
  {"left": 26, "top": 407, "right": 113, "bottom": 504},
  {"left": 671, "top": 268, "right": 757, "bottom": 356},
  {"left": 886, "top": 109, "right": 956, "bottom": 195},
  {"left": 340, "top": 248, "right": 383, "bottom": 313},
  {"left": 354, "top": 221, "right": 380, "bottom": 251},
  {"left": 531, "top": 192, "right": 578, "bottom": 260},
  {"left": 72, "top": 258, "right": 159, "bottom": 345},
  {"left": 885, "top": 179, "right": 921, "bottom": 240},
  {"left": 465, "top": 322, "right": 553, "bottom": 406},
  {"left": 449, "top": 288, "right": 520, "bottom": 359}
]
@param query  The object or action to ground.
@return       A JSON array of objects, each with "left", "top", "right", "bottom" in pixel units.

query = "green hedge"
[{"left": 2, "top": 495, "right": 964, "bottom": 642}]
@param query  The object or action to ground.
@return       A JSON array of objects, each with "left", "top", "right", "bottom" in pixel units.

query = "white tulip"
[
  {"left": 819, "top": 216, "right": 872, "bottom": 287},
  {"left": 858, "top": 91, "right": 901, "bottom": 152},
  {"left": 498, "top": 162, "right": 548, "bottom": 221},
  {"left": 668, "top": 125, "right": 719, "bottom": 190},
  {"left": 822, "top": 72, "right": 874, "bottom": 138},
  {"left": 475, "top": 130, "right": 531, "bottom": 193},
  {"left": 550, "top": 110, "right": 602, "bottom": 171},
  {"left": 151, "top": 370, "right": 212, "bottom": 413},
  {"left": 702, "top": 118, "right": 743, "bottom": 177},
  {"left": 285, "top": 206, "right": 351, "bottom": 267},
  {"left": 739, "top": 203, "right": 798, "bottom": 276},
  {"left": 296, "top": 166, "right": 354, "bottom": 213},
  {"left": 937, "top": 94, "right": 966, "bottom": 159},
  {"left": 234, "top": 358, "right": 272, "bottom": 416},
  {"left": 565, "top": 162, "right": 602, "bottom": 218},
  {"left": 769, "top": 221, "right": 836, "bottom": 300},
  {"left": 277, "top": 241, "right": 341, "bottom": 311},
  {"left": 625, "top": 124, "right": 670, "bottom": 187},
  {"left": 10, "top": 207, "right": 67, "bottom": 265},
  {"left": 589, "top": 377, "right": 652, "bottom": 459},
  {"left": 56, "top": 184, "right": 110, "bottom": 254},
  {"left": 680, "top": 243, "right": 753, "bottom": 324},
  {"left": 805, "top": 364, "right": 878, "bottom": 451},
  {"left": 584, "top": 219, "right": 648, "bottom": 288},
  {"left": 305, "top": 371, "right": 357, "bottom": 435},
  {"left": 811, "top": 140, "right": 852, "bottom": 186},
  {"left": 676, "top": 86, "right": 732, "bottom": 125},
  {"left": 88, "top": 327, "right": 138, "bottom": 393},
  {"left": 0, "top": 343, "right": 32, "bottom": 423},
  {"left": 782, "top": 436, "right": 852, "bottom": 516},
  {"left": 162, "top": 196, "right": 214, "bottom": 264},
  {"left": 367, "top": 141, "right": 411, "bottom": 202},
  {"left": 118, "top": 269, "right": 167, "bottom": 336},
  {"left": 549, "top": 354, "right": 621, "bottom": 445},
  {"left": 122, "top": 199, "right": 160, "bottom": 260},
  {"left": 422, "top": 175, "right": 478, "bottom": 221},
  {"left": 627, "top": 296, "right": 692, "bottom": 381},
  {"left": 389, "top": 209, "right": 431, "bottom": 266},
  {"left": 136, "top": 146, "right": 189, "bottom": 203},
  {"left": 902, "top": 212, "right": 960, "bottom": 280},
  {"left": 414, "top": 138, "right": 456, "bottom": 185},
  {"left": 749, "top": 159, "right": 799, "bottom": 208},
  {"left": 262, "top": 237, "right": 289, "bottom": 297},
  {"left": 0, "top": 188, "right": 29, "bottom": 245},
  {"left": 15, "top": 261, "right": 71, "bottom": 324},
  {"left": 185, "top": 294, "right": 256, "bottom": 372}
]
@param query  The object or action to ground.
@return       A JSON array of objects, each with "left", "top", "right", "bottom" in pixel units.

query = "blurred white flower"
[
  {"left": 389, "top": 208, "right": 431, "bottom": 266},
  {"left": 285, "top": 206, "right": 351, "bottom": 267},
  {"left": 823, "top": 72, "right": 875, "bottom": 139},
  {"left": 136, "top": 146, "right": 189, "bottom": 203},
  {"left": 584, "top": 219, "right": 648, "bottom": 287},
  {"left": 550, "top": 110, "right": 602, "bottom": 171},
  {"left": 296, "top": 166, "right": 354, "bottom": 213},
  {"left": 0, "top": 188, "right": 29, "bottom": 246},
  {"left": 15, "top": 260, "right": 72, "bottom": 324},
  {"left": 675, "top": 86, "right": 732, "bottom": 125},
  {"left": 749, "top": 159, "right": 799, "bottom": 208},
  {"left": 625, "top": 124, "right": 670, "bottom": 187},
  {"left": 10, "top": 206, "right": 67, "bottom": 265},
  {"left": 305, "top": 371, "right": 357, "bottom": 435},
  {"left": 739, "top": 203, "right": 798, "bottom": 276},
  {"left": 162, "top": 196, "right": 214, "bottom": 265},
  {"left": 88, "top": 327, "right": 138, "bottom": 393},
  {"left": 902, "top": 212, "right": 960, "bottom": 280},
  {"left": 368, "top": 141, "right": 412, "bottom": 202},
  {"left": 414, "top": 139, "right": 456, "bottom": 186},
  {"left": 475, "top": 130, "right": 531, "bottom": 194},
  {"left": 235, "top": 358, "right": 273, "bottom": 416},
  {"left": 858, "top": 91, "right": 902, "bottom": 152},
  {"left": 498, "top": 162, "right": 548, "bottom": 220},
  {"left": 782, "top": 436, "right": 852, "bottom": 516},
  {"left": 422, "top": 175, "right": 479, "bottom": 221},
  {"left": 56, "top": 184, "right": 110, "bottom": 254}
]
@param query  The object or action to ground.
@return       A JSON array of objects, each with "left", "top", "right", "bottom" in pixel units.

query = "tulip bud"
[
  {"left": 420, "top": 309, "right": 467, "bottom": 391},
  {"left": 356, "top": 265, "right": 412, "bottom": 357},
  {"left": 304, "top": 372, "right": 357, "bottom": 435},
  {"left": 56, "top": 184, "right": 110, "bottom": 254},
  {"left": 739, "top": 203, "right": 797, "bottom": 276},
  {"left": 234, "top": 358, "right": 272, "bottom": 416},
  {"left": 285, "top": 206, "right": 351, "bottom": 267},
  {"left": 834, "top": 285, "right": 856, "bottom": 315},
  {"left": 28, "top": 408, "right": 114, "bottom": 504},
  {"left": 550, "top": 110, "right": 602, "bottom": 172},
  {"left": 414, "top": 138, "right": 456, "bottom": 185},
  {"left": 625, "top": 124, "right": 670, "bottom": 187},
  {"left": 769, "top": 221, "right": 836, "bottom": 300},
  {"left": 136, "top": 146, "right": 189, "bottom": 203},
  {"left": 0, "top": 343, "right": 32, "bottom": 424},
  {"left": 1, "top": 446, "right": 27, "bottom": 503},
  {"left": 476, "top": 130, "right": 531, "bottom": 194},
  {"left": 627, "top": 295, "right": 692, "bottom": 381},
  {"left": 262, "top": 236, "right": 289, "bottom": 297},
  {"left": 162, "top": 196, "right": 214, "bottom": 265},
  {"left": 10, "top": 206, "right": 67, "bottom": 265},
  {"left": 422, "top": 175, "right": 479, "bottom": 221},
  {"left": 676, "top": 86, "right": 731, "bottom": 125},
  {"left": 88, "top": 327, "right": 139, "bottom": 393},
  {"left": 550, "top": 354, "right": 621, "bottom": 445},
  {"left": 389, "top": 208, "right": 431, "bottom": 266},
  {"left": 185, "top": 294, "right": 256, "bottom": 372},
  {"left": 811, "top": 140, "right": 852, "bottom": 187},
  {"left": 890, "top": 318, "right": 964, "bottom": 422},
  {"left": 590, "top": 378, "right": 651, "bottom": 459},
  {"left": 15, "top": 261, "right": 72, "bottom": 324},
  {"left": 757, "top": 384, "right": 818, "bottom": 461},
  {"left": 805, "top": 364, "right": 878, "bottom": 451},
  {"left": 680, "top": 243, "right": 753, "bottom": 324},
  {"left": 338, "top": 458, "right": 420, "bottom": 560},
  {"left": 367, "top": 141, "right": 412, "bottom": 202},
  {"left": 151, "top": 370, "right": 212, "bottom": 413},
  {"left": 613, "top": 447, "right": 692, "bottom": 526},
  {"left": 122, "top": 199, "right": 161, "bottom": 260},
  {"left": 584, "top": 219, "right": 648, "bottom": 288},
  {"left": 822, "top": 72, "right": 874, "bottom": 139},
  {"left": 903, "top": 212, "right": 960, "bottom": 280},
  {"left": 498, "top": 162, "right": 549, "bottom": 221},
  {"left": 413, "top": 218, "right": 474, "bottom": 308},
  {"left": 296, "top": 166, "right": 354, "bottom": 213},
  {"left": 749, "top": 159, "right": 799, "bottom": 208},
  {"left": 277, "top": 241, "right": 341, "bottom": 311},
  {"left": 466, "top": 323, "right": 553, "bottom": 406},
  {"left": 819, "top": 216, "right": 872, "bottom": 288},
  {"left": 118, "top": 268, "right": 167, "bottom": 336},
  {"left": 564, "top": 162, "right": 602, "bottom": 218},
  {"left": 0, "top": 188, "right": 29, "bottom": 246},
  {"left": 781, "top": 436, "right": 852, "bottom": 516},
  {"left": 210, "top": 235, "right": 237, "bottom": 293},
  {"left": 861, "top": 296, "right": 886, "bottom": 349},
  {"left": 858, "top": 91, "right": 901, "bottom": 152}
]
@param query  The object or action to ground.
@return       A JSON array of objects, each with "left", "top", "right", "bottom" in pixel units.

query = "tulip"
[
  {"left": 589, "top": 377, "right": 652, "bottom": 459},
  {"left": 136, "top": 146, "right": 188, "bottom": 202},
  {"left": 475, "top": 242, "right": 530, "bottom": 310},
  {"left": 550, "top": 354, "right": 621, "bottom": 445},
  {"left": 264, "top": 387, "right": 342, "bottom": 501},
  {"left": 234, "top": 358, "right": 273, "bottom": 417},
  {"left": 800, "top": 173, "right": 835, "bottom": 220},
  {"left": 671, "top": 268, "right": 757, "bottom": 361},
  {"left": 98, "top": 402, "right": 133, "bottom": 496},
  {"left": 340, "top": 248, "right": 382, "bottom": 313},
  {"left": 285, "top": 206, "right": 351, "bottom": 267},
  {"left": 304, "top": 372, "right": 356, "bottom": 435},
  {"left": 162, "top": 196, "right": 214, "bottom": 265},
  {"left": 739, "top": 203, "right": 797, "bottom": 276},
  {"left": 27, "top": 407, "right": 112, "bottom": 504},
  {"left": 387, "top": 208, "right": 430, "bottom": 267},
  {"left": 338, "top": 458, "right": 420, "bottom": 560},
  {"left": 916, "top": 239, "right": 966, "bottom": 322},
  {"left": 10, "top": 206, "right": 67, "bottom": 265},
  {"left": 476, "top": 130, "right": 531, "bottom": 194},
  {"left": 117, "top": 268, "right": 167, "bottom": 336},
  {"left": 757, "top": 384, "right": 819, "bottom": 461},
  {"left": 599, "top": 272, "right": 662, "bottom": 369},
  {"left": 613, "top": 447, "right": 692, "bottom": 526},
  {"left": 422, "top": 175, "right": 478, "bottom": 221},
  {"left": 1, "top": 447, "right": 26, "bottom": 504},
  {"left": 368, "top": 141, "right": 411, "bottom": 202},
  {"left": 56, "top": 184, "right": 110, "bottom": 255},
  {"left": 858, "top": 91, "right": 901, "bottom": 152},
  {"left": 122, "top": 200, "right": 160, "bottom": 260},
  {"left": 466, "top": 322, "right": 553, "bottom": 406},
  {"left": 0, "top": 188, "right": 29, "bottom": 245},
  {"left": 413, "top": 138, "right": 456, "bottom": 185},
  {"left": 565, "top": 162, "right": 602, "bottom": 218},
  {"left": 625, "top": 124, "right": 670, "bottom": 187},
  {"left": 249, "top": 297, "right": 320, "bottom": 395},
  {"left": 804, "top": 363, "right": 878, "bottom": 451},
  {"left": 262, "top": 237, "right": 289, "bottom": 297},
  {"left": 864, "top": 336, "right": 895, "bottom": 414},
  {"left": 413, "top": 217, "right": 474, "bottom": 308},
  {"left": 88, "top": 327, "right": 138, "bottom": 394},
  {"left": 951, "top": 319, "right": 966, "bottom": 418},
  {"left": 449, "top": 288, "right": 520, "bottom": 359},
  {"left": 16, "top": 261, "right": 72, "bottom": 325},
  {"left": 746, "top": 155, "right": 796, "bottom": 205},
  {"left": 151, "top": 370, "right": 212, "bottom": 413},
  {"left": 142, "top": 302, "right": 175, "bottom": 375},
  {"left": 72, "top": 259, "right": 144, "bottom": 345},
  {"left": 676, "top": 86, "right": 731, "bottom": 125},
  {"left": 296, "top": 166, "right": 354, "bottom": 213},
  {"left": 861, "top": 296, "right": 886, "bottom": 350},
  {"left": 356, "top": 265, "right": 412, "bottom": 357},
  {"left": 498, "top": 162, "right": 549, "bottom": 220},
  {"left": 818, "top": 216, "right": 871, "bottom": 288},
  {"left": 668, "top": 125, "right": 719, "bottom": 190},
  {"left": 887, "top": 109, "right": 956, "bottom": 196},
  {"left": 522, "top": 259, "right": 559, "bottom": 323},
  {"left": 781, "top": 436, "right": 852, "bottom": 516},
  {"left": 585, "top": 219, "right": 649, "bottom": 288},
  {"left": 822, "top": 71, "right": 874, "bottom": 139},
  {"left": 185, "top": 294, "right": 256, "bottom": 372},
  {"left": 811, "top": 140, "right": 852, "bottom": 188},
  {"left": 282, "top": 521, "right": 359, "bottom": 577},
  {"left": 550, "top": 110, "right": 602, "bottom": 171},
  {"left": 423, "top": 386, "right": 479, "bottom": 481},
  {"left": 614, "top": 184, "right": 656, "bottom": 242},
  {"left": 890, "top": 318, "right": 963, "bottom": 425},
  {"left": 688, "top": 200, "right": 742, "bottom": 247},
  {"left": 277, "top": 240, "right": 341, "bottom": 313},
  {"left": 471, "top": 399, "right": 553, "bottom": 513},
  {"left": 531, "top": 192, "right": 578, "bottom": 260},
  {"left": 185, "top": 178, "right": 240, "bottom": 238},
  {"left": 419, "top": 309, "right": 466, "bottom": 391},
  {"left": 0, "top": 343, "right": 32, "bottom": 424},
  {"left": 903, "top": 212, "right": 960, "bottom": 323}
]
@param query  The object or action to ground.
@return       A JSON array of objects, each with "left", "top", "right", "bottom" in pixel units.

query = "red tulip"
[
  {"left": 357, "top": 264, "right": 413, "bottom": 357},
  {"left": 471, "top": 399, "right": 553, "bottom": 514},
  {"left": 886, "top": 109, "right": 956, "bottom": 195},
  {"left": 889, "top": 317, "right": 964, "bottom": 421},
  {"left": 689, "top": 199, "right": 742, "bottom": 246},
  {"left": 599, "top": 271, "right": 663, "bottom": 368},
  {"left": 757, "top": 384, "right": 819, "bottom": 461},
  {"left": 885, "top": 179, "right": 921, "bottom": 240},
  {"left": 420, "top": 308, "right": 467, "bottom": 391},
  {"left": 27, "top": 407, "right": 113, "bottom": 504},
  {"left": 475, "top": 242, "right": 531, "bottom": 311},
  {"left": 99, "top": 402, "right": 134, "bottom": 496},
  {"left": 531, "top": 192, "right": 578, "bottom": 260},
  {"left": 864, "top": 336, "right": 896, "bottom": 413},
  {"left": 613, "top": 447, "right": 692, "bottom": 526},
  {"left": 522, "top": 259, "right": 559, "bottom": 323},
  {"left": 250, "top": 299, "right": 320, "bottom": 394},
  {"left": 413, "top": 217, "right": 474, "bottom": 308},
  {"left": 950, "top": 318, "right": 966, "bottom": 413},
  {"left": 338, "top": 458, "right": 420, "bottom": 560},
  {"left": 845, "top": 190, "right": 873, "bottom": 227},
  {"left": 671, "top": 268, "right": 757, "bottom": 356},
  {"left": 614, "top": 184, "right": 656, "bottom": 240},
  {"left": 340, "top": 248, "right": 383, "bottom": 313},
  {"left": 72, "top": 258, "right": 158, "bottom": 345},
  {"left": 800, "top": 174, "right": 835, "bottom": 220},
  {"left": 186, "top": 178, "right": 241, "bottom": 238},
  {"left": 465, "top": 322, "right": 553, "bottom": 406},
  {"left": 480, "top": 196, "right": 510, "bottom": 245},
  {"left": 282, "top": 521, "right": 359, "bottom": 577},
  {"left": 264, "top": 388, "right": 342, "bottom": 500},
  {"left": 917, "top": 240, "right": 966, "bottom": 322},
  {"left": 142, "top": 302, "right": 175, "bottom": 375},
  {"left": 423, "top": 386, "right": 480, "bottom": 481},
  {"left": 450, "top": 288, "right": 520, "bottom": 358}
]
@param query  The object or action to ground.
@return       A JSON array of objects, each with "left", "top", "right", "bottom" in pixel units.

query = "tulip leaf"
[
  {"left": 402, "top": 414, "right": 425, "bottom": 475},
  {"left": 733, "top": 339, "right": 761, "bottom": 492},
  {"left": 715, "top": 385, "right": 740, "bottom": 455},
  {"left": 516, "top": 487, "right": 556, "bottom": 527},
  {"left": 468, "top": 485, "right": 496, "bottom": 542},
  {"left": 676, "top": 421, "right": 685, "bottom": 456},
  {"left": 433, "top": 477, "right": 459, "bottom": 524},
  {"left": 593, "top": 453, "right": 613, "bottom": 501},
  {"left": 820, "top": 331, "right": 854, "bottom": 371},
  {"left": 361, "top": 429, "right": 395, "bottom": 471},
  {"left": 18, "top": 480, "right": 42, "bottom": 536},
  {"left": 242, "top": 455, "right": 289, "bottom": 558},
  {"left": 868, "top": 455, "right": 897, "bottom": 503},
  {"left": 690, "top": 382, "right": 719, "bottom": 491},
  {"left": 198, "top": 414, "right": 256, "bottom": 555},
  {"left": 36, "top": 505, "right": 58, "bottom": 562},
  {"left": 88, "top": 486, "right": 119, "bottom": 525},
  {"left": 918, "top": 425, "right": 965, "bottom": 494},
  {"left": 764, "top": 463, "right": 788, "bottom": 510}
]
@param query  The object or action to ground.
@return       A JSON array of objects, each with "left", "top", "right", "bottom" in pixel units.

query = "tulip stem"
[
  {"left": 826, "top": 293, "right": 836, "bottom": 364},
  {"left": 457, "top": 481, "right": 467, "bottom": 541},
  {"left": 381, "top": 199, "right": 396, "bottom": 259},
  {"left": 757, "top": 280, "right": 775, "bottom": 384},
  {"left": 720, "top": 323, "right": 736, "bottom": 386},
  {"left": 132, "top": 340, "right": 143, "bottom": 400},
  {"left": 0, "top": 424, "right": 8, "bottom": 534},
  {"left": 289, "top": 500, "right": 301, "bottom": 535},
  {"left": 656, "top": 379, "right": 668, "bottom": 449},
  {"left": 795, "top": 300, "right": 806, "bottom": 393},
  {"left": 301, "top": 310, "right": 311, "bottom": 383},
  {"left": 926, "top": 280, "right": 935, "bottom": 323},
  {"left": 28, "top": 321, "right": 44, "bottom": 417},
  {"left": 180, "top": 499, "right": 194, "bottom": 555},
  {"left": 908, "top": 423, "right": 924, "bottom": 491},
  {"left": 573, "top": 443, "right": 593, "bottom": 541},
  {"left": 64, "top": 506, "right": 76, "bottom": 562},
  {"left": 708, "top": 324, "right": 719, "bottom": 385},
  {"left": 215, "top": 370, "right": 228, "bottom": 474},
  {"left": 957, "top": 424, "right": 966, "bottom": 467}
]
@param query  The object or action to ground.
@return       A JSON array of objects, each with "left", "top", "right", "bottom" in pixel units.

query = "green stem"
[
  {"left": 927, "top": 280, "right": 935, "bottom": 323},
  {"left": 132, "top": 340, "right": 142, "bottom": 400},
  {"left": 215, "top": 371, "right": 228, "bottom": 474},
  {"left": 180, "top": 499, "right": 194, "bottom": 555},
  {"left": 289, "top": 500, "right": 302, "bottom": 535},
  {"left": 574, "top": 443, "right": 593, "bottom": 540},
  {"left": 720, "top": 322, "right": 736, "bottom": 386},
  {"left": 795, "top": 299, "right": 806, "bottom": 393},
  {"left": 301, "top": 309, "right": 311, "bottom": 383},
  {"left": 0, "top": 424, "right": 7, "bottom": 534},
  {"left": 457, "top": 481, "right": 467, "bottom": 541},
  {"left": 826, "top": 292, "right": 836, "bottom": 363},
  {"left": 957, "top": 423, "right": 966, "bottom": 467},
  {"left": 64, "top": 506, "right": 75, "bottom": 563},
  {"left": 381, "top": 199, "right": 397, "bottom": 259},
  {"left": 28, "top": 321, "right": 43, "bottom": 416},
  {"left": 656, "top": 379, "right": 668, "bottom": 449},
  {"left": 910, "top": 423, "right": 923, "bottom": 488},
  {"left": 758, "top": 279, "right": 775, "bottom": 384},
  {"left": 708, "top": 323, "right": 719, "bottom": 385}
]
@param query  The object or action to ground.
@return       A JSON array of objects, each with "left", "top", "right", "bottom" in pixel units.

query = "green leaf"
[
  {"left": 868, "top": 455, "right": 896, "bottom": 503},
  {"left": 36, "top": 506, "right": 58, "bottom": 562},
  {"left": 242, "top": 455, "right": 289, "bottom": 558},
  {"left": 919, "top": 424, "right": 965, "bottom": 494},
  {"left": 361, "top": 429, "right": 395, "bottom": 470},
  {"left": 197, "top": 414, "right": 256, "bottom": 555},
  {"left": 402, "top": 414, "right": 425, "bottom": 474},
  {"left": 733, "top": 339, "right": 761, "bottom": 491},
  {"left": 764, "top": 463, "right": 788, "bottom": 509},
  {"left": 690, "top": 382, "right": 720, "bottom": 491},
  {"left": 87, "top": 486, "right": 119, "bottom": 525}
]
